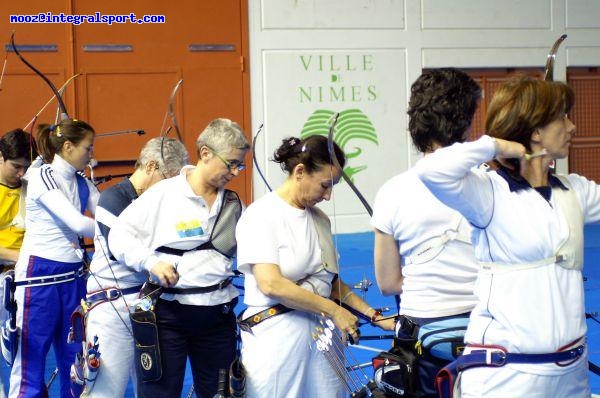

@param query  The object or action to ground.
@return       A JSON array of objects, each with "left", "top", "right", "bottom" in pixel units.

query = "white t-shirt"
[
  {"left": 371, "top": 168, "right": 479, "bottom": 318},
  {"left": 236, "top": 192, "right": 334, "bottom": 308},
  {"left": 416, "top": 135, "right": 600, "bottom": 375}
]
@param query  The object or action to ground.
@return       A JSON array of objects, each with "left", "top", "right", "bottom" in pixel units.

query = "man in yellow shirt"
[
  {"left": 0, "top": 128, "right": 37, "bottom": 394},
  {"left": 0, "top": 129, "right": 37, "bottom": 267}
]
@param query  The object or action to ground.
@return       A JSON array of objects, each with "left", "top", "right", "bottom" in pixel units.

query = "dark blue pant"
[
  {"left": 11, "top": 256, "right": 85, "bottom": 398},
  {"left": 137, "top": 298, "right": 238, "bottom": 398}
]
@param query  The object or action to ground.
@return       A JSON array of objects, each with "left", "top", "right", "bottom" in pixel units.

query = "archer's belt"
[
  {"left": 85, "top": 285, "right": 143, "bottom": 311},
  {"left": 160, "top": 278, "right": 232, "bottom": 295},
  {"left": 14, "top": 267, "right": 85, "bottom": 288},
  {"left": 396, "top": 313, "right": 471, "bottom": 339},
  {"left": 237, "top": 304, "right": 294, "bottom": 333},
  {"left": 396, "top": 315, "right": 420, "bottom": 339},
  {"left": 457, "top": 343, "right": 585, "bottom": 370}
]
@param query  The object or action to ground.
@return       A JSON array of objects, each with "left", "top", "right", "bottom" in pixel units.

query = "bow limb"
[
  {"left": 11, "top": 32, "right": 69, "bottom": 120},
  {"left": 23, "top": 74, "right": 80, "bottom": 131},
  {"left": 544, "top": 34, "right": 567, "bottom": 82},
  {"left": 54, "top": 73, "right": 79, "bottom": 123},
  {"left": 168, "top": 78, "right": 184, "bottom": 141},
  {"left": 327, "top": 113, "right": 373, "bottom": 216},
  {"left": 251, "top": 123, "right": 272, "bottom": 193},
  {"left": 326, "top": 114, "right": 395, "bottom": 331}
]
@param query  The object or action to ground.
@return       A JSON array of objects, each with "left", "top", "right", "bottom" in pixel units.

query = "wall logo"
[{"left": 300, "top": 108, "right": 378, "bottom": 181}]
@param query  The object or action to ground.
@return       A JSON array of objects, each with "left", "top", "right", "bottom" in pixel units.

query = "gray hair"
[
  {"left": 196, "top": 118, "right": 250, "bottom": 156},
  {"left": 135, "top": 137, "right": 189, "bottom": 177}
]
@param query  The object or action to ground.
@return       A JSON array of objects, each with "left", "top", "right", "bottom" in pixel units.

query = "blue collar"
[
  {"left": 495, "top": 167, "right": 568, "bottom": 192},
  {"left": 495, "top": 167, "right": 568, "bottom": 202}
]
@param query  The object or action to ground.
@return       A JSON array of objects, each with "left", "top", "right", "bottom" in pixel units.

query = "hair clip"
[
  {"left": 49, "top": 124, "right": 55, "bottom": 131},
  {"left": 55, "top": 125, "right": 62, "bottom": 138},
  {"left": 288, "top": 137, "right": 300, "bottom": 147}
]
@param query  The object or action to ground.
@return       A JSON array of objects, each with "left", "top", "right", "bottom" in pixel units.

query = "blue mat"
[{"left": 2, "top": 227, "right": 599, "bottom": 396}]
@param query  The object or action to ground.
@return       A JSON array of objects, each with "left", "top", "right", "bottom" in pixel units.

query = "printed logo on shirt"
[{"left": 175, "top": 220, "right": 204, "bottom": 238}]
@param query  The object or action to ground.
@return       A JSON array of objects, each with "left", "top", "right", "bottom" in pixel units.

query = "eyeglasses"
[
  {"left": 155, "top": 165, "right": 168, "bottom": 179},
  {"left": 206, "top": 146, "right": 246, "bottom": 172}
]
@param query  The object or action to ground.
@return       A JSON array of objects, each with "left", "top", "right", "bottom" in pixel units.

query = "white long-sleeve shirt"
[
  {"left": 87, "top": 177, "right": 147, "bottom": 291},
  {"left": 415, "top": 135, "right": 600, "bottom": 375},
  {"left": 18, "top": 154, "right": 98, "bottom": 270},
  {"left": 108, "top": 166, "right": 238, "bottom": 306}
]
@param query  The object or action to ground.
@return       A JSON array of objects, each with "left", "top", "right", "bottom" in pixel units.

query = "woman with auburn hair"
[{"left": 416, "top": 75, "right": 597, "bottom": 397}]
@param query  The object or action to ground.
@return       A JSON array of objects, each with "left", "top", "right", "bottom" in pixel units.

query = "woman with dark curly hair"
[
  {"left": 371, "top": 68, "right": 481, "bottom": 397},
  {"left": 416, "top": 76, "right": 595, "bottom": 396}
]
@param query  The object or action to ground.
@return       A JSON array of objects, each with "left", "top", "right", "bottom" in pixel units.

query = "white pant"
[
  {"left": 460, "top": 356, "right": 591, "bottom": 397},
  {"left": 83, "top": 292, "right": 138, "bottom": 398},
  {"left": 241, "top": 309, "right": 344, "bottom": 398},
  {"left": 0, "top": 271, "right": 9, "bottom": 397}
]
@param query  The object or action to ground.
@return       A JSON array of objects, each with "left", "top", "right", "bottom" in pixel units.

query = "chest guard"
[
  {"left": 156, "top": 189, "right": 242, "bottom": 259},
  {"left": 480, "top": 175, "right": 583, "bottom": 274},
  {"left": 200, "top": 189, "right": 242, "bottom": 258}
]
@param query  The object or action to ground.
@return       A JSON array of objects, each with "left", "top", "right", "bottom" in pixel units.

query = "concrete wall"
[{"left": 248, "top": 0, "right": 600, "bottom": 233}]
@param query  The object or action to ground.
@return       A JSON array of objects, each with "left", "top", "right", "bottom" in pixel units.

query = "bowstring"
[
  {"left": 0, "top": 48, "right": 7, "bottom": 91},
  {"left": 85, "top": 234, "right": 135, "bottom": 337}
]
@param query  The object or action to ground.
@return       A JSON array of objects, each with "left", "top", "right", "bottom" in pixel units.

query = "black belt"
[
  {"left": 397, "top": 313, "right": 470, "bottom": 339},
  {"left": 237, "top": 304, "right": 294, "bottom": 333},
  {"left": 397, "top": 315, "right": 420, "bottom": 338},
  {"left": 160, "top": 277, "right": 232, "bottom": 294},
  {"left": 155, "top": 243, "right": 212, "bottom": 256}
]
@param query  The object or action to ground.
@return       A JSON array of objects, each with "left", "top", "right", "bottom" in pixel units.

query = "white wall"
[{"left": 248, "top": 0, "right": 600, "bottom": 233}]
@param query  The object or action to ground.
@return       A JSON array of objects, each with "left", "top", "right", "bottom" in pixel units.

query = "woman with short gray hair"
[
  {"left": 109, "top": 119, "right": 249, "bottom": 397},
  {"left": 83, "top": 136, "right": 189, "bottom": 397}
]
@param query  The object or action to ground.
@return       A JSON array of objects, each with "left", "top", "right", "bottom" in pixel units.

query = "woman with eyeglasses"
[
  {"left": 9, "top": 119, "right": 99, "bottom": 398},
  {"left": 416, "top": 76, "right": 598, "bottom": 397},
  {"left": 235, "top": 135, "right": 395, "bottom": 398},
  {"left": 108, "top": 119, "right": 249, "bottom": 398},
  {"left": 82, "top": 137, "right": 189, "bottom": 397}
]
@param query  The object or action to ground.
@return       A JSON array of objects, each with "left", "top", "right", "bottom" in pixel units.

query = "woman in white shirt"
[
  {"left": 236, "top": 135, "right": 394, "bottom": 398},
  {"left": 372, "top": 68, "right": 481, "bottom": 397},
  {"left": 416, "top": 76, "right": 599, "bottom": 397},
  {"left": 9, "top": 119, "right": 98, "bottom": 398}
]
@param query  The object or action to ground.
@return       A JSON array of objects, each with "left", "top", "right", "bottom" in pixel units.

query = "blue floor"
[{"left": 2, "top": 227, "right": 599, "bottom": 396}]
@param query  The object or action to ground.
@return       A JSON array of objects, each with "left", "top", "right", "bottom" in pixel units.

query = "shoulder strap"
[
  {"left": 309, "top": 207, "right": 338, "bottom": 274},
  {"left": 404, "top": 212, "right": 471, "bottom": 266}
]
